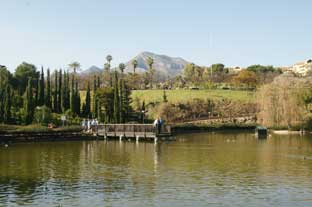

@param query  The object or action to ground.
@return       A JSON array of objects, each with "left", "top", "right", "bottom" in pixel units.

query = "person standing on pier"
[
  {"left": 153, "top": 118, "right": 159, "bottom": 135},
  {"left": 159, "top": 117, "right": 163, "bottom": 134}
]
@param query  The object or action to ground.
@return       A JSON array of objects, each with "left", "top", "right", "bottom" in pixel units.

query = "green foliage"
[
  {"left": 4, "top": 85, "right": 12, "bottom": 123},
  {"left": 38, "top": 67, "right": 45, "bottom": 106},
  {"left": 113, "top": 72, "right": 120, "bottom": 123},
  {"left": 14, "top": 62, "right": 38, "bottom": 95},
  {"left": 53, "top": 70, "right": 58, "bottom": 112},
  {"left": 83, "top": 82, "right": 91, "bottom": 118},
  {"left": 68, "top": 61, "right": 81, "bottom": 74},
  {"left": 119, "top": 63, "right": 125, "bottom": 73},
  {"left": 211, "top": 63, "right": 227, "bottom": 73},
  {"left": 96, "top": 87, "right": 114, "bottom": 123},
  {"left": 57, "top": 69, "right": 62, "bottom": 112},
  {"left": 246, "top": 65, "right": 281, "bottom": 74},
  {"left": 183, "top": 63, "right": 204, "bottom": 84},
  {"left": 45, "top": 68, "right": 52, "bottom": 108},
  {"left": 23, "top": 78, "right": 34, "bottom": 124},
  {"left": 132, "top": 59, "right": 138, "bottom": 73},
  {"left": 163, "top": 90, "right": 168, "bottom": 103},
  {"left": 0, "top": 66, "right": 13, "bottom": 89},
  {"left": 34, "top": 106, "right": 52, "bottom": 125}
]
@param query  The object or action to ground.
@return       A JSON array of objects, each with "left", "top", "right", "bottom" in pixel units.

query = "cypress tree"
[
  {"left": 4, "top": 85, "right": 11, "bottom": 123},
  {"left": 66, "top": 71, "right": 70, "bottom": 110},
  {"left": 97, "top": 76, "right": 100, "bottom": 88},
  {"left": 38, "top": 66, "right": 45, "bottom": 106},
  {"left": 84, "top": 82, "right": 91, "bottom": 118},
  {"left": 58, "top": 69, "right": 62, "bottom": 112},
  {"left": 119, "top": 78, "right": 124, "bottom": 123},
  {"left": 35, "top": 77, "right": 39, "bottom": 107},
  {"left": 70, "top": 75, "right": 75, "bottom": 114},
  {"left": 53, "top": 70, "right": 58, "bottom": 112},
  {"left": 120, "top": 79, "right": 130, "bottom": 123},
  {"left": 0, "top": 89, "right": 4, "bottom": 122},
  {"left": 24, "top": 78, "right": 34, "bottom": 124},
  {"left": 93, "top": 75, "right": 98, "bottom": 118},
  {"left": 75, "top": 81, "right": 81, "bottom": 115},
  {"left": 45, "top": 68, "right": 51, "bottom": 108},
  {"left": 62, "top": 71, "right": 68, "bottom": 112},
  {"left": 113, "top": 71, "right": 120, "bottom": 123}
]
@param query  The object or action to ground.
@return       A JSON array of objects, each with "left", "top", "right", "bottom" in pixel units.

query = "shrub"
[{"left": 34, "top": 106, "right": 52, "bottom": 126}]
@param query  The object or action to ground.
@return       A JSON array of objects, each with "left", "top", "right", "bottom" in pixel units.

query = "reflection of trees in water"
[
  {"left": 86, "top": 141, "right": 161, "bottom": 202},
  {"left": 1, "top": 134, "right": 312, "bottom": 205},
  {"left": 0, "top": 177, "right": 44, "bottom": 205},
  {"left": 0, "top": 142, "right": 85, "bottom": 204}
]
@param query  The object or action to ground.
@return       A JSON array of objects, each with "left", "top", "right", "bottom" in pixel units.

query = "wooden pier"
[{"left": 95, "top": 124, "right": 173, "bottom": 142}]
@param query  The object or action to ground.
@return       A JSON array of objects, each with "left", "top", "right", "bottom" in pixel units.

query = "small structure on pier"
[{"left": 95, "top": 124, "right": 173, "bottom": 142}]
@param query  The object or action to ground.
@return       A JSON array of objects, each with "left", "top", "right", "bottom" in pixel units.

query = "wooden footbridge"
[{"left": 93, "top": 124, "right": 173, "bottom": 143}]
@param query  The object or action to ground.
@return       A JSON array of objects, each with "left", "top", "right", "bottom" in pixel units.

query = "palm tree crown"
[
  {"left": 106, "top": 55, "right": 112, "bottom": 64},
  {"left": 68, "top": 61, "right": 81, "bottom": 74},
  {"left": 132, "top": 59, "right": 138, "bottom": 73},
  {"left": 147, "top": 57, "right": 154, "bottom": 69},
  {"left": 119, "top": 63, "right": 125, "bottom": 73}
]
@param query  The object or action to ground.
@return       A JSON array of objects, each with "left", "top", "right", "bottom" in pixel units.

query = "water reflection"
[{"left": 1, "top": 132, "right": 312, "bottom": 206}]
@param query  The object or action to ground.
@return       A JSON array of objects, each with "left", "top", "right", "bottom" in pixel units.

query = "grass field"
[
  {"left": 80, "top": 89, "right": 256, "bottom": 110},
  {"left": 131, "top": 89, "right": 255, "bottom": 104}
]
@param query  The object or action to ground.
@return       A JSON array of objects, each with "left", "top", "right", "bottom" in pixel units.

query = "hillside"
[{"left": 125, "top": 51, "right": 189, "bottom": 77}]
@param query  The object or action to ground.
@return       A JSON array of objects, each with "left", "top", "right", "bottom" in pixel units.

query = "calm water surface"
[{"left": 1, "top": 132, "right": 312, "bottom": 207}]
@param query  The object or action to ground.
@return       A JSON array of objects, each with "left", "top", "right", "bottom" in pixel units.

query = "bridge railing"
[{"left": 95, "top": 124, "right": 171, "bottom": 137}]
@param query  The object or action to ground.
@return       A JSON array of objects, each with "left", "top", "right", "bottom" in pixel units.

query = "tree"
[
  {"left": 93, "top": 75, "right": 98, "bottom": 118},
  {"left": 113, "top": 71, "right": 120, "bottom": 123},
  {"left": 132, "top": 59, "right": 138, "bottom": 73},
  {"left": 45, "top": 68, "right": 52, "bottom": 108},
  {"left": 62, "top": 71, "right": 70, "bottom": 111},
  {"left": 70, "top": 76, "right": 75, "bottom": 114},
  {"left": 106, "top": 55, "right": 112, "bottom": 65},
  {"left": 104, "top": 55, "right": 112, "bottom": 86},
  {"left": 24, "top": 78, "right": 34, "bottom": 124},
  {"left": 183, "top": 63, "right": 204, "bottom": 84},
  {"left": 163, "top": 90, "right": 168, "bottom": 103},
  {"left": 34, "top": 106, "right": 52, "bottom": 125},
  {"left": 68, "top": 61, "right": 81, "bottom": 74},
  {"left": 4, "top": 85, "right": 11, "bottom": 123},
  {"left": 38, "top": 67, "right": 45, "bottom": 106},
  {"left": 74, "top": 81, "right": 81, "bottom": 115},
  {"left": 58, "top": 69, "right": 62, "bottom": 112},
  {"left": 96, "top": 87, "right": 114, "bottom": 123},
  {"left": 234, "top": 70, "right": 258, "bottom": 88},
  {"left": 147, "top": 57, "right": 155, "bottom": 88},
  {"left": 53, "top": 70, "right": 58, "bottom": 112},
  {"left": 119, "top": 63, "right": 125, "bottom": 74},
  {"left": 14, "top": 62, "right": 38, "bottom": 95},
  {"left": 0, "top": 66, "right": 12, "bottom": 89},
  {"left": 84, "top": 82, "right": 91, "bottom": 118}
]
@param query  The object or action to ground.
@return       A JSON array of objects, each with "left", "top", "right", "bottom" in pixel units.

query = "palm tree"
[
  {"left": 132, "top": 59, "right": 138, "bottom": 73},
  {"left": 147, "top": 57, "right": 155, "bottom": 88},
  {"left": 147, "top": 57, "right": 153, "bottom": 70},
  {"left": 104, "top": 63, "right": 110, "bottom": 72},
  {"left": 68, "top": 61, "right": 81, "bottom": 74},
  {"left": 106, "top": 55, "right": 112, "bottom": 66},
  {"left": 119, "top": 63, "right": 125, "bottom": 74}
]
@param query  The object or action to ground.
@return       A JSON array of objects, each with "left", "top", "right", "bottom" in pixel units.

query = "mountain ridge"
[{"left": 80, "top": 51, "right": 189, "bottom": 76}]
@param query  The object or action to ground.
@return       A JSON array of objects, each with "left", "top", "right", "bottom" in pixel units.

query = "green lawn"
[{"left": 131, "top": 89, "right": 255, "bottom": 104}]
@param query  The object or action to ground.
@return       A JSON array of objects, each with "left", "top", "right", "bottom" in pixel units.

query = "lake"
[{"left": 1, "top": 131, "right": 312, "bottom": 207}]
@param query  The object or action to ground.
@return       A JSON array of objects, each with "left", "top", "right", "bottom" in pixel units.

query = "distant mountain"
[
  {"left": 80, "top": 52, "right": 189, "bottom": 77},
  {"left": 125, "top": 51, "right": 189, "bottom": 76},
  {"left": 80, "top": 65, "right": 102, "bottom": 74}
]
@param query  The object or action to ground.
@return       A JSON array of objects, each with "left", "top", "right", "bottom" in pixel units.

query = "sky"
[{"left": 1, "top": 0, "right": 312, "bottom": 71}]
